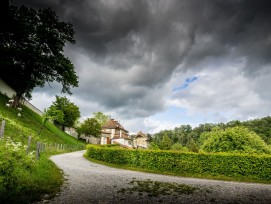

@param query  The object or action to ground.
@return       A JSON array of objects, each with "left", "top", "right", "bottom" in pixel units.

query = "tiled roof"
[{"left": 102, "top": 119, "right": 128, "bottom": 132}]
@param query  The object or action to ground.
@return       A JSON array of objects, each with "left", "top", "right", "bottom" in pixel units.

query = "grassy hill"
[
  {"left": 0, "top": 92, "right": 86, "bottom": 203},
  {"left": 0, "top": 92, "right": 85, "bottom": 146}
]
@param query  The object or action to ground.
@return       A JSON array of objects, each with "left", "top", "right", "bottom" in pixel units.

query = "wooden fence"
[{"left": 0, "top": 120, "right": 85, "bottom": 159}]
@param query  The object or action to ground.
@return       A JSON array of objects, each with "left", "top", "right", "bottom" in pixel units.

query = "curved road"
[{"left": 42, "top": 150, "right": 271, "bottom": 204}]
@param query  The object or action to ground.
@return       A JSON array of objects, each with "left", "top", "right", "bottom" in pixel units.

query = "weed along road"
[{"left": 42, "top": 150, "right": 271, "bottom": 204}]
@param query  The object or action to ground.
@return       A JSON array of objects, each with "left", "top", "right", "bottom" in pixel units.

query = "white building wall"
[
  {"left": 0, "top": 79, "right": 16, "bottom": 98},
  {"left": 112, "top": 138, "right": 132, "bottom": 147},
  {"left": 0, "top": 79, "right": 43, "bottom": 115},
  {"left": 22, "top": 100, "right": 43, "bottom": 115},
  {"left": 65, "top": 127, "right": 78, "bottom": 138},
  {"left": 111, "top": 129, "right": 115, "bottom": 139}
]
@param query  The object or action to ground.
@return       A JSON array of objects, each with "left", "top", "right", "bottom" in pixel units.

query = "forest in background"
[{"left": 149, "top": 116, "right": 271, "bottom": 152}]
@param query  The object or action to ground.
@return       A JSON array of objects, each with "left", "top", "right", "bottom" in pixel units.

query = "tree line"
[{"left": 150, "top": 116, "right": 271, "bottom": 154}]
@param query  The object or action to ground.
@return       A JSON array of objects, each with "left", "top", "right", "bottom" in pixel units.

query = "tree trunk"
[
  {"left": 38, "top": 119, "right": 48, "bottom": 135},
  {"left": 11, "top": 94, "right": 22, "bottom": 108}
]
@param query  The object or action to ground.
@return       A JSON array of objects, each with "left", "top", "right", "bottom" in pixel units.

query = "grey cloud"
[{"left": 14, "top": 0, "right": 271, "bottom": 122}]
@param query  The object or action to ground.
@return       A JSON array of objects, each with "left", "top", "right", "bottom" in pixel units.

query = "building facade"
[{"left": 101, "top": 119, "right": 132, "bottom": 148}]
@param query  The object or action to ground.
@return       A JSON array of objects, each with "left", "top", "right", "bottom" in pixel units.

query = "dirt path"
[{"left": 40, "top": 150, "right": 271, "bottom": 204}]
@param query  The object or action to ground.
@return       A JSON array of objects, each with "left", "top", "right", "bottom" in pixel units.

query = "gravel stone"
[{"left": 39, "top": 150, "right": 271, "bottom": 204}]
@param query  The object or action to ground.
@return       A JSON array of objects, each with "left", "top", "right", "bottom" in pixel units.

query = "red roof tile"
[{"left": 102, "top": 119, "right": 128, "bottom": 132}]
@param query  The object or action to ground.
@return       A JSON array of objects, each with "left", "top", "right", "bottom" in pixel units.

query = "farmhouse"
[
  {"left": 133, "top": 131, "right": 149, "bottom": 149},
  {"left": 101, "top": 119, "right": 132, "bottom": 148}
]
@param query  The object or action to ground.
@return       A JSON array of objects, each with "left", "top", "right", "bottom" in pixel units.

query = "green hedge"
[{"left": 86, "top": 145, "right": 271, "bottom": 182}]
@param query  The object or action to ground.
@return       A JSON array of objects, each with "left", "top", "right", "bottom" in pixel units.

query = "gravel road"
[{"left": 40, "top": 150, "right": 271, "bottom": 204}]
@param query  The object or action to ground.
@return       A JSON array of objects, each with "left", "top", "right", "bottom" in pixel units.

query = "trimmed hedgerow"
[{"left": 86, "top": 145, "right": 271, "bottom": 182}]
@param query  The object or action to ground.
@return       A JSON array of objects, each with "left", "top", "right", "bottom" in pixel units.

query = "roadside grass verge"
[
  {"left": 0, "top": 92, "right": 86, "bottom": 203},
  {"left": 18, "top": 153, "right": 64, "bottom": 204},
  {"left": 0, "top": 144, "right": 64, "bottom": 204}
]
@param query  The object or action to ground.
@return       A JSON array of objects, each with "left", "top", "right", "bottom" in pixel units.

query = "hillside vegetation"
[
  {"left": 0, "top": 92, "right": 85, "bottom": 203},
  {"left": 0, "top": 92, "right": 84, "bottom": 145}
]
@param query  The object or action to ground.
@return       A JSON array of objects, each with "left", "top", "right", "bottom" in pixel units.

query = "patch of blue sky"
[
  {"left": 172, "top": 76, "right": 198, "bottom": 92},
  {"left": 150, "top": 106, "right": 208, "bottom": 126}
]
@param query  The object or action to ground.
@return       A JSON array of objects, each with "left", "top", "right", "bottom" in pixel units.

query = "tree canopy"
[
  {"left": 200, "top": 126, "right": 271, "bottom": 154},
  {"left": 92, "top": 112, "right": 110, "bottom": 126},
  {"left": 49, "top": 96, "right": 80, "bottom": 130},
  {"left": 78, "top": 118, "right": 101, "bottom": 138},
  {"left": 38, "top": 106, "right": 64, "bottom": 135},
  {"left": 0, "top": 1, "right": 78, "bottom": 106}
]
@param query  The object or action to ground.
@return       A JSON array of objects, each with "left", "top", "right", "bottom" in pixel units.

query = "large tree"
[
  {"left": 92, "top": 112, "right": 110, "bottom": 126},
  {"left": 49, "top": 96, "right": 80, "bottom": 130},
  {"left": 0, "top": 0, "right": 78, "bottom": 107},
  {"left": 78, "top": 118, "right": 101, "bottom": 138}
]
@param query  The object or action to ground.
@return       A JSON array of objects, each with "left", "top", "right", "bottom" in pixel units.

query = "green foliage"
[
  {"left": 38, "top": 107, "right": 64, "bottom": 135},
  {"left": 149, "top": 142, "right": 160, "bottom": 150},
  {"left": 242, "top": 116, "right": 271, "bottom": 143},
  {"left": 0, "top": 137, "right": 35, "bottom": 202},
  {"left": 186, "top": 139, "right": 199, "bottom": 152},
  {"left": 92, "top": 112, "right": 110, "bottom": 126},
  {"left": 170, "top": 143, "right": 188, "bottom": 152},
  {"left": 99, "top": 144, "right": 121, "bottom": 148},
  {"left": 0, "top": 1, "right": 78, "bottom": 104},
  {"left": 0, "top": 140, "right": 63, "bottom": 203},
  {"left": 201, "top": 126, "right": 270, "bottom": 154},
  {"left": 0, "top": 92, "right": 84, "bottom": 145},
  {"left": 0, "top": 92, "right": 84, "bottom": 203},
  {"left": 86, "top": 145, "right": 271, "bottom": 183},
  {"left": 151, "top": 117, "right": 271, "bottom": 153},
  {"left": 78, "top": 118, "right": 101, "bottom": 138},
  {"left": 43, "top": 106, "right": 64, "bottom": 124},
  {"left": 160, "top": 134, "right": 172, "bottom": 150},
  {"left": 49, "top": 96, "right": 80, "bottom": 129}
]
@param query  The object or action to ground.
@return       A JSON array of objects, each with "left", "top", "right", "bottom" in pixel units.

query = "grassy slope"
[
  {"left": 0, "top": 92, "right": 85, "bottom": 146},
  {"left": 0, "top": 92, "right": 86, "bottom": 203}
]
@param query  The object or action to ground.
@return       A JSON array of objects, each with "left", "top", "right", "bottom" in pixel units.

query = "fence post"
[
  {"left": 26, "top": 136, "right": 32, "bottom": 154},
  {"left": 36, "top": 142, "right": 40, "bottom": 159},
  {"left": 0, "top": 120, "right": 6, "bottom": 138}
]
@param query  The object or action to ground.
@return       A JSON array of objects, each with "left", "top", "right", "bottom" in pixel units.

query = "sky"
[{"left": 14, "top": 0, "right": 271, "bottom": 134}]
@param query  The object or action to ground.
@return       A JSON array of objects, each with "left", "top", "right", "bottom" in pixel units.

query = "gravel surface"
[{"left": 39, "top": 150, "right": 271, "bottom": 204}]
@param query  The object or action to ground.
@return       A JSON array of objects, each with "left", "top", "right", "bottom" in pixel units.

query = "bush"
[
  {"left": 0, "top": 137, "right": 35, "bottom": 203},
  {"left": 86, "top": 144, "right": 271, "bottom": 182},
  {"left": 200, "top": 126, "right": 271, "bottom": 154},
  {"left": 149, "top": 142, "right": 160, "bottom": 150},
  {"left": 170, "top": 143, "right": 188, "bottom": 152}
]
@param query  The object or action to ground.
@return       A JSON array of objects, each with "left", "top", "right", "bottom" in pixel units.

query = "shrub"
[
  {"left": 170, "top": 143, "right": 188, "bottom": 152},
  {"left": 0, "top": 137, "right": 35, "bottom": 202},
  {"left": 160, "top": 135, "right": 172, "bottom": 150},
  {"left": 200, "top": 126, "right": 271, "bottom": 154},
  {"left": 86, "top": 144, "right": 271, "bottom": 182},
  {"left": 149, "top": 142, "right": 160, "bottom": 150}
]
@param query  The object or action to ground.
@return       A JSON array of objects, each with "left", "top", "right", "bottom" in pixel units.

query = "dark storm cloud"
[{"left": 14, "top": 0, "right": 271, "bottom": 119}]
